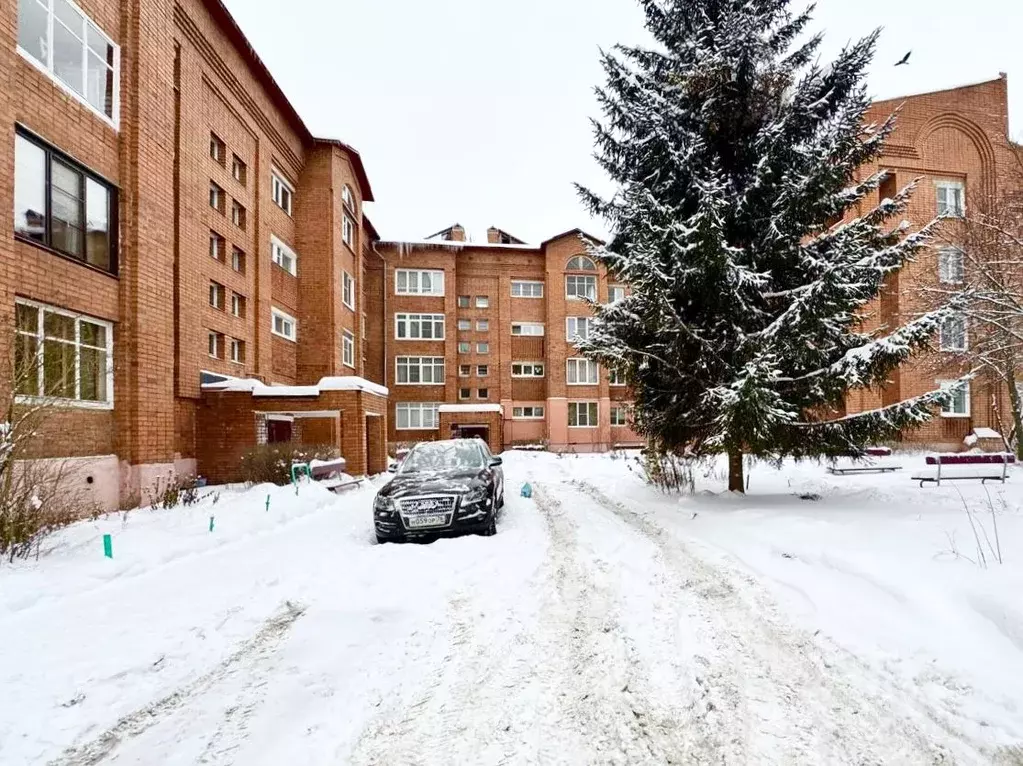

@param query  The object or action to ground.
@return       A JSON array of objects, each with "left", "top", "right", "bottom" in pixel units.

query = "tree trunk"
[
  {"left": 1007, "top": 367, "right": 1023, "bottom": 460},
  {"left": 728, "top": 449, "right": 745, "bottom": 493}
]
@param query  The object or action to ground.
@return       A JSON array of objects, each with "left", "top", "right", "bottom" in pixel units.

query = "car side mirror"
[
  {"left": 387, "top": 463, "right": 398, "bottom": 473},
  {"left": 489, "top": 457, "right": 503, "bottom": 467}
]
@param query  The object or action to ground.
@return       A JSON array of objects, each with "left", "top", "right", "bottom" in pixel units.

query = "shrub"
[
  {"left": 145, "top": 473, "right": 219, "bottom": 511},
  {"left": 239, "top": 443, "right": 340, "bottom": 486},
  {"left": 641, "top": 445, "right": 697, "bottom": 493}
]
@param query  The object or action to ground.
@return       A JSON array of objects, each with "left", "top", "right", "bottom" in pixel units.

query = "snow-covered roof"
[
  {"left": 438, "top": 404, "right": 504, "bottom": 414},
  {"left": 381, "top": 238, "right": 538, "bottom": 253},
  {"left": 972, "top": 427, "right": 1002, "bottom": 440},
  {"left": 202, "top": 376, "right": 388, "bottom": 398}
]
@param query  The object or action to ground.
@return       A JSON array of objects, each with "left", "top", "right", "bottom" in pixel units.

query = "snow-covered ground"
[{"left": 2, "top": 452, "right": 1023, "bottom": 764}]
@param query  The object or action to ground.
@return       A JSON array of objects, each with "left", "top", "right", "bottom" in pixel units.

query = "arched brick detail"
[{"left": 915, "top": 113, "right": 998, "bottom": 197}]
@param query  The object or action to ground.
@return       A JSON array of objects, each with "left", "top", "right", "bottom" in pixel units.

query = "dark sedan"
[{"left": 373, "top": 439, "right": 505, "bottom": 543}]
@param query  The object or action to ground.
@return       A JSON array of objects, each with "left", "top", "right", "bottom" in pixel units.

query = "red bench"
[
  {"left": 912, "top": 453, "right": 1015, "bottom": 487},
  {"left": 827, "top": 446, "right": 900, "bottom": 475}
]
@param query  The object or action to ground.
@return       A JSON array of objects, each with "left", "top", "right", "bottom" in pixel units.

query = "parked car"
[{"left": 373, "top": 439, "right": 505, "bottom": 543}]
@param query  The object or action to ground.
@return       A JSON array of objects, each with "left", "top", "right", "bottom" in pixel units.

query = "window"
[
  {"left": 609, "top": 368, "right": 626, "bottom": 386},
  {"left": 566, "top": 274, "right": 597, "bottom": 300},
  {"left": 457, "top": 319, "right": 471, "bottom": 331},
  {"left": 478, "top": 388, "right": 489, "bottom": 399},
  {"left": 396, "top": 402, "right": 441, "bottom": 430},
  {"left": 939, "top": 313, "right": 967, "bottom": 352},
  {"left": 342, "top": 331, "right": 355, "bottom": 368},
  {"left": 231, "top": 200, "right": 246, "bottom": 230},
  {"left": 271, "top": 170, "right": 293, "bottom": 215},
  {"left": 271, "top": 308, "right": 297, "bottom": 341},
  {"left": 938, "top": 380, "right": 970, "bottom": 417},
  {"left": 476, "top": 296, "right": 490, "bottom": 308},
  {"left": 936, "top": 181, "right": 964, "bottom": 217},
  {"left": 14, "top": 131, "right": 116, "bottom": 272},
  {"left": 271, "top": 235, "right": 297, "bottom": 276},
  {"left": 342, "top": 184, "right": 356, "bottom": 213},
  {"left": 609, "top": 285, "right": 626, "bottom": 303},
  {"left": 566, "top": 255, "right": 597, "bottom": 271},
  {"left": 231, "top": 247, "right": 246, "bottom": 273},
  {"left": 396, "top": 356, "right": 445, "bottom": 385},
  {"left": 566, "top": 317, "right": 593, "bottom": 342},
  {"left": 342, "top": 214, "right": 356, "bottom": 249},
  {"left": 477, "top": 342, "right": 489, "bottom": 354},
  {"left": 459, "top": 388, "right": 471, "bottom": 400},
  {"left": 459, "top": 364, "right": 471, "bottom": 377},
  {"left": 230, "top": 338, "right": 245, "bottom": 364},
  {"left": 512, "top": 362, "right": 544, "bottom": 378},
  {"left": 938, "top": 248, "right": 965, "bottom": 284},
  {"left": 458, "top": 342, "right": 471, "bottom": 353},
  {"left": 511, "top": 280, "right": 544, "bottom": 298},
  {"left": 230, "top": 293, "right": 245, "bottom": 318},
  {"left": 610, "top": 406, "right": 629, "bottom": 426},
  {"left": 567, "top": 358, "right": 599, "bottom": 385},
  {"left": 15, "top": 300, "right": 112, "bottom": 406},
  {"left": 231, "top": 155, "right": 247, "bottom": 185},
  {"left": 342, "top": 271, "right": 355, "bottom": 310},
  {"left": 209, "top": 182, "right": 224, "bottom": 213},
  {"left": 457, "top": 295, "right": 471, "bottom": 308},
  {"left": 395, "top": 313, "right": 445, "bottom": 340},
  {"left": 477, "top": 365, "right": 489, "bottom": 377},
  {"left": 568, "top": 401, "right": 599, "bottom": 427},
  {"left": 209, "top": 133, "right": 224, "bottom": 164},
  {"left": 476, "top": 320, "right": 489, "bottom": 332},
  {"left": 512, "top": 406, "right": 545, "bottom": 419},
  {"left": 209, "top": 231, "right": 224, "bottom": 262},
  {"left": 511, "top": 322, "right": 545, "bottom": 337},
  {"left": 209, "top": 281, "right": 225, "bottom": 310},
  {"left": 208, "top": 331, "right": 221, "bottom": 359},
  {"left": 395, "top": 269, "right": 445, "bottom": 296},
  {"left": 17, "top": 0, "right": 120, "bottom": 123}
]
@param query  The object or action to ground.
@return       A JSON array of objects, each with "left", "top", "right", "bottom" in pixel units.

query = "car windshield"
[{"left": 399, "top": 442, "right": 484, "bottom": 473}]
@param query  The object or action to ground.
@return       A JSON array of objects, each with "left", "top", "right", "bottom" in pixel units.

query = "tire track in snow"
[
  {"left": 48, "top": 601, "right": 306, "bottom": 766},
  {"left": 568, "top": 478, "right": 984, "bottom": 765}
]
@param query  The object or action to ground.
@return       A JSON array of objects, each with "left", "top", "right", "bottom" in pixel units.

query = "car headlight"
[
  {"left": 374, "top": 495, "right": 395, "bottom": 513},
  {"left": 463, "top": 485, "right": 488, "bottom": 505}
]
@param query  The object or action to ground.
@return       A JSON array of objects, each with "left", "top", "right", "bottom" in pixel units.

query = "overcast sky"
[{"left": 221, "top": 0, "right": 1021, "bottom": 244}]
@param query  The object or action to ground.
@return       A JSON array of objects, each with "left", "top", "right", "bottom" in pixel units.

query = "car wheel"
[
  {"left": 376, "top": 534, "right": 389, "bottom": 545},
  {"left": 482, "top": 516, "right": 497, "bottom": 536},
  {"left": 496, "top": 487, "right": 505, "bottom": 510}
]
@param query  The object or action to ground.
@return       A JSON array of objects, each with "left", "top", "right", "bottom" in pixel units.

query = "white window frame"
[
  {"left": 610, "top": 405, "right": 630, "bottom": 426},
  {"left": 396, "top": 402, "right": 441, "bottom": 430},
  {"left": 477, "top": 365, "right": 489, "bottom": 377},
  {"left": 568, "top": 401, "right": 599, "bottom": 428},
  {"left": 342, "top": 184, "right": 356, "bottom": 213},
  {"left": 342, "top": 271, "right": 355, "bottom": 310},
  {"left": 458, "top": 342, "right": 470, "bottom": 353},
  {"left": 477, "top": 342, "right": 490, "bottom": 354},
  {"left": 567, "top": 357, "right": 599, "bottom": 385},
  {"left": 936, "top": 180, "right": 965, "bottom": 218},
  {"left": 342, "top": 330, "right": 355, "bottom": 368},
  {"left": 230, "top": 338, "right": 244, "bottom": 364},
  {"left": 512, "top": 406, "right": 545, "bottom": 420},
  {"left": 230, "top": 293, "right": 243, "bottom": 317},
  {"left": 566, "top": 317, "right": 593, "bottom": 342},
  {"left": 208, "top": 331, "right": 220, "bottom": 359},
  {"left": 459, "top": 387, "right": 471, "bottom": 400},
  {"left": 938, "top": 247, "right": 965, "bottom": 285},
  {"left": 477, "top": 388, "right": 489, "bottom": 400},
  {"left": 476, "top": 296, "right": 490, "bottom": 308},
  {"left": 231, "top": 155, "right": 246, "bottom": 184},
  {"left": 209, "top": 132, "right": 224, "bottom": 163},
  {"left": 511, "top": 362, "right": 545, "bottom": 378},
  {"left": 16, "top": 0, "right": 122, "bottom": 129},
  {"left": 395, "top": 269, "right": 445, "bottom": 297},
  {"left": 342, "top": 213, "right": 356, "bottom": 249},
  {"left": 231, "top": 247, "right": 244, "bottom": 273},
  {"left": 457, "top": 295, "right": 471, "bottom": 308},
  {"left": 209, "top": 281, "right": 224, "bottom": 310},
  {"left": 395, "top": 313, "right": 445, "bottom": 341},
  {"left": 271, "top": 307, "right": 297, "bottom": 342},
  {"left": 14, "top": 298, "right": 114, "bottom": 409},
  {"left": 271, "top": 169, "right": 294, "bottom": 215},
  {"left": 457, "top": 319, "right": 471, "bottom": 331},
  {"left": 939, "top": 313, "right": 968, "bottom": 352},
  {"left": 566, "top": 255, "right": 597, "bottom": 272},
  {"left": 458, "top": 364, "right": 471, "bottom": 377},
  {"left": 395, "top": 356, "right": 445, "bottom": 385},
  {"left": 511, "top": 280, "right": 544, "bottom": 298},
  {"left": 271, "top": 235, "right": 298, "bottom": 276},
  {"left": 609, "top": 285, "right": 626, "bottom": 303},
  {"left": 209, "top": 231, "right": 223, "bottom": 261},
  {"left": 511, "top": 322, "right": 545, "bottom": 337},
  {"left": 609, "top": 368, "right": 626, "bottom": 386},
  {"left": 938, "top": 380, "right": 970, "bottom": 418},
  {"left": 566, "top": 274, "right": 597, "bottom": 300},
  {"left": 476, "top": 319, "right": 489, "bottom": 332},
  {"left": 231, "top": 199, "right": 245, "bottom": 229},
  {"left": 209, "top": 182, "right": 223, "bottom": 212}
]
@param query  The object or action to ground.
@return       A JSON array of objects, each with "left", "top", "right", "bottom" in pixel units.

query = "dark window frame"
[{"left": 14, "top": 126, "right": 118, "bottom": 276}]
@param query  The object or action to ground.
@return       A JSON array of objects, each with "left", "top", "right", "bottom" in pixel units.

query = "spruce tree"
[{"left": 578, "top": 0, "right": 959, "bottom": 492}]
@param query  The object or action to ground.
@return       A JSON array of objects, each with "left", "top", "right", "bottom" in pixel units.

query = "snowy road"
[{"left": 1, "top": 452, "right": 1020, "bottom": 764}]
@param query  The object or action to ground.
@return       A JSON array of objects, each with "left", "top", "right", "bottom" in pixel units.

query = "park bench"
[
  {"left": 291, "top": 457, "right": 364, "bottom": 492},
  {"left": 911, "top": 453, "right": 1015, "bottom": 487},
  {"left": 827, "top": 447, "right": 902, "bottom": 475}
]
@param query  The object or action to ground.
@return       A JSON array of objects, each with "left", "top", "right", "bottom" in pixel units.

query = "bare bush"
[
  {"left": 239, "top": 443, "right": 340, "bottom": 486},
  {"left": 145, "top": 472, "right": 219, "bottom": 511},
  {"left": 641, "top": 445, "right": 697, "bottom": 493}
]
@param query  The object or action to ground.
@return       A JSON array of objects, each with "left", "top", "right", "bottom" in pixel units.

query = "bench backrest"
[{"left": 925, "top": 453, "right": 1015, "bottom": 466}]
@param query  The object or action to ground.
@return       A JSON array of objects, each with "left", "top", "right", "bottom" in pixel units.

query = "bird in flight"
[{"left": 895, "top": 51, "right": 912, "bottom": 67}]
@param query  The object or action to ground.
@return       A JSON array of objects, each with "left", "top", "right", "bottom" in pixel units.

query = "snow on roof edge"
[
  {"left": 202, "top": 376, "right": 389, "bottom": 398},
  {"left": 438, "top": 404, "right": 504, "bottom": 413}
]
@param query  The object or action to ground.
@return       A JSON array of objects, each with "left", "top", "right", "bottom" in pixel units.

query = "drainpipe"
[{"left": 371, "top": 242, "right": 388, "bottom": 390}]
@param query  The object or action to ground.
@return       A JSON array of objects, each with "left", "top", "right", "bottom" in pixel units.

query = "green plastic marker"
[
  {"left": 265, "top": 495, "right": 271, "bottom": 512},
  {"left": 209, "top": 515, "right": 215, "bottom": 532},
  {"left": 103, "top": 534, "right": 112, "bottom": 558}
]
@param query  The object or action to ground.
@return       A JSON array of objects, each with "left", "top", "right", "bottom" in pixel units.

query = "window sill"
[
  {"left": 15, "top": 235, "right": 118, "bottom": 279},
  {"left": 567, "top": 425, "right": 599, "bottom": 429},
  {"left": 395, "top": 337, "right": 445, "bottom": 342},
  {"left": 17, "top": 47, "right": 119, "bottom": 131},
  {"left": 567, "top": 383, "right": 599, "bottom": 387},
  {"left": 941, "top": 413, "right": 971, "bottom": 419},
  {"left": 343, "top": 362, "right": 356, "bottom": 370},
  {"left": 396, "top": 383, "right": 445, "bottom": 387},
  {"left": 396, "top": 427, "right": 440, "bottom": 432},
  {"left": 342, "top": 301, "right": 356, "bottom": 311},
  {"left": 16, "top": 395, "right": 113, "bottom": 411},
  {"left": 270, "top": 331, "right": 297, "bottom": 343}
]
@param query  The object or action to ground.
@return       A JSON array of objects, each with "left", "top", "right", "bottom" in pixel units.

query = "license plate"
[{"left": 407, "top": 514, "right": 446, "bottom": 529}]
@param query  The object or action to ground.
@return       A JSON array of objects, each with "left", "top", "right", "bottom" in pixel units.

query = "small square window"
[
  {"left": 209, "top": 133, "right": 225, "bottom": 164},
  {"left": 476, "top": 296, "right": 489, "bottom": 308},
  {"left": 476, "top": 320, "right": 489, "bottom": 332},
  {"left": 477, "top": 365, "right": 488, "bottom": 377},
  {"left": 477, "top": 342, "right": 489, "bottom": 354},
  {"left": 478, "top": 388, "right": 489, "bottom": 399},
  {"left": 459, "top": 388, "right": 471, "bottom": 400},
  {"left": 458, "top": 295, "right": 471, "bottom": 308},
  {"left": 458, "top": 342, "right": 471, "bottom": 353},
  {"left": 231, "top": 155, "right": 247, "bottom": 185},
  {"left": 938, "top": 380, "right": 970, "bottom": 417},
  {"left": 459, "top": 364, "right": 471, "bottom": 377},
  {"left": 458, "top": 319, "right": 471, "bottom": 331}
]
